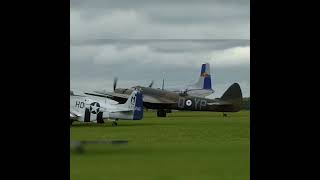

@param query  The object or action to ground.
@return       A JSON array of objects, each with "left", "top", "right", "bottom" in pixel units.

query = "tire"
[{"left": 157, "top": 110, "right": 167, "bottom": 117}]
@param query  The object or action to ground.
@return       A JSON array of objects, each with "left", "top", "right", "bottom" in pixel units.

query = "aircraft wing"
[
  {"left": 70, "top": 110, "right": 82, "bottom": 119},
  {"left": 108, "top": 107, "right": 134, "bottom": 112},
  {"left": 84, "top": 91, "right": 115, "bottom": 98},
  {"left": 108, "top": 92, "right": 176, "bottom": 104},
  {"left": 88, "top": 91, "right": 175, "bottom": 104},
  {"left": 143, "top": 95, "right": 175, "bottom": 104}
]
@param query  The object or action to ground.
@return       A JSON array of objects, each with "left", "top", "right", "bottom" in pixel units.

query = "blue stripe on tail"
[
  {"left": 203, "top": 76, "right": 212, "bottom": 89},
  {"left": 133, "top": 92, "right": 143, "bottom": 120},
  {"left": 200, "top": 64, "right": 206, "bottom": 74},
  {"left": 201, "top": 63, "right": 212, "bottom": 90}
]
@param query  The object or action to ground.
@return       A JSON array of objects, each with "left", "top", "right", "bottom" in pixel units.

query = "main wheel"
[{"left": 157, "top": 110, "right": 167, "bottom": 117}]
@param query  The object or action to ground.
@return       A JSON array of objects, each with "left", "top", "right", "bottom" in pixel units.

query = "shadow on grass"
[
  {"left": 70, "top": 145, "right": 155, "bottom": 155},
  {"left": 71, "top": 122, "right": 179, "bottom": 128}
]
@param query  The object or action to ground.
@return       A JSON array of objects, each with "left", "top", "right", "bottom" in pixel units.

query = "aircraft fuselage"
[{"left": 114, "top": 86, "right": 241, "bottom": 112}]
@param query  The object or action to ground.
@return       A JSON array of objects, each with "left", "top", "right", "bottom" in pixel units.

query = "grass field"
[{"left": 70, "top": 111, "right": 250, "bottom": 180}]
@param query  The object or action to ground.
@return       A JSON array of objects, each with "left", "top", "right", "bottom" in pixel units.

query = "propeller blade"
[
  {"left": 113, "top": 77, "right": 118, "bottom": 91},
  {"left": 162, "top": 78, "right": 164, "bottom": 90},
  {"left": 184, "top": 88, "right": 188, "bottom": 94},
  {"left": 148, "top": 80, "right": 154, "bottom": 88},
  {"left": 162, "top": 72, "right": 165, "bottom": 90}
]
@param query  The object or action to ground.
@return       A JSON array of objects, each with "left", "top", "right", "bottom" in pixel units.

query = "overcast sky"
[{"left": 70, "top": 0, "right": 250, "bottom": 98}]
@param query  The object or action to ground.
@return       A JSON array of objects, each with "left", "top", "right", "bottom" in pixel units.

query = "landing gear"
[
  {"left": 157, "top": 109, "right": 167, "bottom": 117},
  {"left": 112, "top": 121, "right": 118, "bottom": 127},
  {"left": 97, "top": 119, "right": 104, "bottom": 124},
  {"left": 97, "top": 114, "right": 104, "bottom": 124}
]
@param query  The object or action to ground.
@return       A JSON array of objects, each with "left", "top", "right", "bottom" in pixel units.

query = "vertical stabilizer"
[{"left": 193, "top": 63, "right": 212, "bottom": 90}]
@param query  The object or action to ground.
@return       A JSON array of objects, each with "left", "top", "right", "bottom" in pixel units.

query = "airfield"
[{"left": 70, "top": 110, "right": 250, "bottom": 180}]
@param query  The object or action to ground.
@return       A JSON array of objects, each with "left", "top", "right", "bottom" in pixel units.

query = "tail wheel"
[{"left": 157, "top": 110, "right": 167, "bottom": 117}]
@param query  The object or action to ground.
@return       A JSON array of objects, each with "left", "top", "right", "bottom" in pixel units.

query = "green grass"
[{"left": 71, "top": 111, "right": 250, "bottom": 180}]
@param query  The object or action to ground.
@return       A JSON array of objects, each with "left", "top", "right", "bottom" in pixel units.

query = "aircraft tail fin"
[
  {"left": 123, "top": 90, "right": 144, "bottom": 120},
  {"left": 221, "top": 83, "right": 242, "bottom": 101},
  {"left": 193, "top": 63, "right": 213, "bottom": 90},
  {"left": 220, "top": 83, "right": 243, "bottom": 111}
]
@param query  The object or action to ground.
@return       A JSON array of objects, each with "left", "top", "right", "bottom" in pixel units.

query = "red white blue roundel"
[{"left": 186, "top": 100, "right": 192, "bottom": 106}]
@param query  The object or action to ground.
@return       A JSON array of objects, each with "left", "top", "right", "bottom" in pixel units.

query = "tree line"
[{"left": 242, "top": 97, "right": 250, "bottom": 110}]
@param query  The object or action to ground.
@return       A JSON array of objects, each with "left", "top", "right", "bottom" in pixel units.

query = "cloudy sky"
[{"left": 70, "top": 0, "right": 250, "bottom": 98}]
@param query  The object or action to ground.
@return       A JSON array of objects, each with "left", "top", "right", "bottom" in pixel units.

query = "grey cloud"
[
  {"left": 71, "top": 0, "right": 249, "bottom": 40},
  {"left": 71, "top": 0, "right": 249, "bottom": 8},
  {"left": 72, "top": 39, "right": 250, "bottom": 53},
  {"left": 143, "top": 4, "right": 249, "bottom": 24},
  {"left": 71, "top": 40, "right": 249, "bottom": 67}
]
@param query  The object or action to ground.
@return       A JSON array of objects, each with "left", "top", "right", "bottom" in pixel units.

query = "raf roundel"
[{"left": 186, "top": 100, "right": 192, "bottom": 106}]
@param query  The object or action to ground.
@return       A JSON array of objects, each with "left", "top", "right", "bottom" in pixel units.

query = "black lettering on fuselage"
[
  {"left": 194, "top": 98, "right": 200, "bottom": 109},
  {"left": 75, "top": 101, "right": 85, "bottom": 109},
  {"left": 200, "top": 100, "right": 207, "bottom": 110},
  {"left": 194, "top": 98, "right": 207, "bottom": 110},
  {"left": 75, "top": 101, "right": 80, "bottom": 108},
  {"left": 178, "top": 97, "right": 207, "bottom": 110}
]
